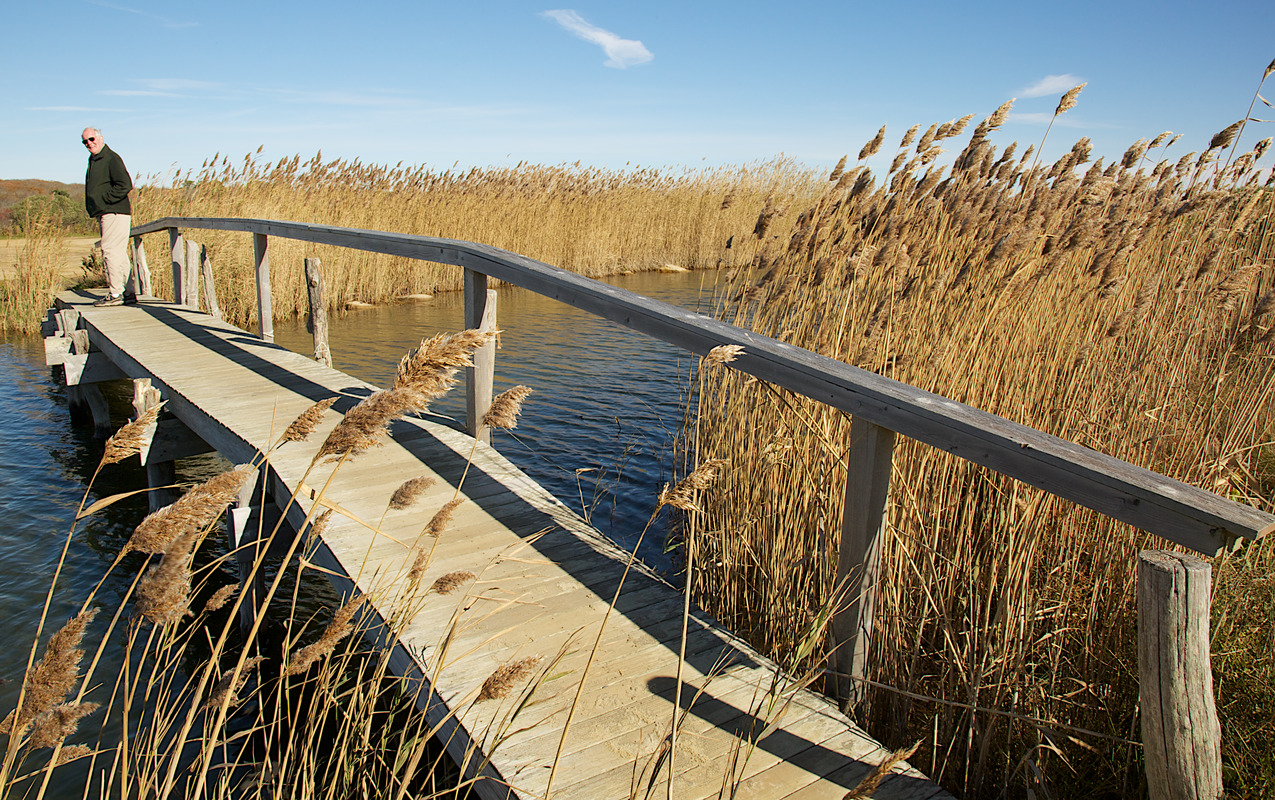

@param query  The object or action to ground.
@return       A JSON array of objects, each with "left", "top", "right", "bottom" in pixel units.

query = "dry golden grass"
[
  {"left": 129, "top": 155, "right": 822, "bottom": 328},
  {"left": 684, "top": 92, "right": 1275, "bottom": 797}
]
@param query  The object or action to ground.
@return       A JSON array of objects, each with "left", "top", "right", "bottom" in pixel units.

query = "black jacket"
[{"left": 85, "top": 144, "right": 132, "bottom": 217}]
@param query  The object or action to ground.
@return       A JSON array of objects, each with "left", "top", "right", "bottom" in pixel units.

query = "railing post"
[
  {"left": 831, "top": 417, "right": 895, "bottom": 715},
  {"left": 133, "top": 378, "right": 177, "bottom": 512},
  {"left": 168, "top": 228, "right": 185, "bottom": 305},
  {"left": 305, "top": 257, "right": 331, "bottom": 368},
  {"left": 253, "top": 233, "right": 273, "bottom": 343},
  {"left": 1138, "top": 550, "right": 1223, "bottom": 800},
  {"left": 184, "top": 240, "right": 201, "bottom": 311},
  {"left": 200, "top": 245, "right": 222, "bottom": 320},
  {"left": 130, "top": 235, "right": 151, "bottom": 297},
  {"left": 464, "top": 269, "right": 496, "bottom": 444}
]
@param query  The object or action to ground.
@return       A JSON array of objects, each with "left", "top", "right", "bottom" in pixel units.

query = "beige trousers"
[{"left": 99, "top": 213, "right": 133, "bottom": 297}]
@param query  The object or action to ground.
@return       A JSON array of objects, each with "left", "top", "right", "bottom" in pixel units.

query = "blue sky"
[{"left": 4, "top": 0, "right": 1274, "bottom": 186}]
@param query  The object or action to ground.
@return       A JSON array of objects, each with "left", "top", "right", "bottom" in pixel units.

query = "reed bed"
[
  {"left": 683, "top": 82, "right": 1275, "bottom": 797},
  {"left": 130, "top": 155, "right": 821, "bottom": 327},
  {"left": 0, "top": 204, "right": 70, "bottom": 334}
]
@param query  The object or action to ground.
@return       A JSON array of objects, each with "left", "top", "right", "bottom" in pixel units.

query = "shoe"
[
  {"left": 123, "top": 292, "right": 138, "bottom": 306},
  {"left": 94, "top": 294, "right": 123, "bottom": 307}
]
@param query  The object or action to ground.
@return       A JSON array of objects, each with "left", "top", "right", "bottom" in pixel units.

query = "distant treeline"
[{"left": 0, "top": 179, "right": 95, "bottom": 235}]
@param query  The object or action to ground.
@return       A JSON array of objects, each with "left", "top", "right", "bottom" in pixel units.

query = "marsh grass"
[
  {"left": 682, "top": 80, "right": 1275, "bottom": 797},
  {"left": 0, "top": 203, "right": 67, "bottom": 334},
  {"left": 130, "top": 156, "right": 822, "bottom": 329}
]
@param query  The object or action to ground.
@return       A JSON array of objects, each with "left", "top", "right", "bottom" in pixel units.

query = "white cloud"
[
  {"left": 1019, "top": 74, "right": 1085, "bottom": 99},
  {"left": 84, "top": 0, "right": 197, "bottom": 28},
  {"left": 100, "top": 90, "right": 181, "bottom": 97},
  {"left": 542, "top": 10, "right": 653, "bottom": 69},
  {"left": 28, "top": 105, "right": 128, "bottom": 112},
  {"left": 136, "top": 79, "right": 221, "bottom": 92}
]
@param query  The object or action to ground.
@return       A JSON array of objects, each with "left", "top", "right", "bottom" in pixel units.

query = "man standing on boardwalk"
[{"left": 82, "top": 127, "right": 136, "bottom": 306}]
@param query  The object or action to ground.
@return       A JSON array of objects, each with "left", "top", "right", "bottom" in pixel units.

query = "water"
[
  {"left": 272, "top": 268, "right": 725, "bottom": 566},
  {"left": 0, "top": 269, "right": 724, "bottom": 787}
]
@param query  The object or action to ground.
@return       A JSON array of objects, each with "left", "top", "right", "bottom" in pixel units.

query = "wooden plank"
[
  {"left": 465, "top": 274, "right": 496, "bottom": 444},
  {"left": 184, "top": 239, "right": 201, "bottom": 310},
  {"left": 831, "top": 418, "right": 894, "bottom": 711},
  {"left": 305, "top": 257, "right": 331, "bottom": 367},
  {"left": 1138, "top": 551, "right": 1222, "bottom": 800},
  {"left": 201, "top": 244, "right": 222, "bottom": 319},
  {"left": 168, "top": 228, "right": 184, "bottom": 305},
  {"left": 253, "top": 233, "right": 273, "bottom": 343},
  {"left": 126, "top": 217, "right": 1275, "bottom": 554}
]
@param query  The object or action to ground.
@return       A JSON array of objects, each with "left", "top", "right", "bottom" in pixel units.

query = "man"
[{"left": 82, "top": 127, "right": 136, "bottom": 306}]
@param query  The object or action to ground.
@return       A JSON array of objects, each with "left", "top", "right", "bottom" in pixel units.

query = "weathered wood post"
[
  {"left": 132, "top": 378, "right": 178, "bottom": 512},
  {"left": 184, "top": 240, "right": 201, "bottom": 311},
  {"left": 253, "top": 233, "right": 273, "bottom": 343},
  {"left": 130, "top": 235, "right": 152, "bottom": 297},
  {"left": 200, "top": 245, "right": 222, "bottom": 320},
  {"left": 464, "top": 269, "right": 496, "bottom": 444},
  {"left": 1138, "top": 550, "right": 1223, "bottom": 800},
  {"left": 830, "top": 417, "right": 895, "bottom": 714},
  {"left": 168, "top": 228, "right": 185, "bottom": 305},
  {"left": 227, "top": 467, "right": 266, "bottom": 644},
  {"left": 304, "top": 257, "right": 331, "bottom": 368}
]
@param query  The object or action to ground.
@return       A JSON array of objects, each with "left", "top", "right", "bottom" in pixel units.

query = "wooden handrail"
[{"left": 129, "top": 216, "right": 1273, "bottom": 556}]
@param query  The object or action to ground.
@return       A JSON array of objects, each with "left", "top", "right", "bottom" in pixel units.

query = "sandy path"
[{"left": 0, "top": 236, "right": 98, "bottom": 280}]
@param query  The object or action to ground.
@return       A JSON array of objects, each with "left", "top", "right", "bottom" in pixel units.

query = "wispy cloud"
[
  {"left": 542, "top": 10, "right": 653, "bottom": 69},
  {"left": 1019, "top": 74, "right": 1085, "bottom": 99},
  {"left": 28, "top": 105, "right": 128, "bottom": 112},
  {"left": 85, "top": 0, "right": 197, "bottom": 28},
  {"left": 100, "top": 90, "right": 181, "bottom": 97}
]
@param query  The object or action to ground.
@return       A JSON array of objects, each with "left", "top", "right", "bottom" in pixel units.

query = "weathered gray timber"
[
  {"left": 303, "top": 257, "right": 330, "bottom": 368},
  {"left": 49, "top": 290, "right": 953, "bottom": 800},
  {"left": 1138, "top": 552, "right": 1223, "bottom": 800}
]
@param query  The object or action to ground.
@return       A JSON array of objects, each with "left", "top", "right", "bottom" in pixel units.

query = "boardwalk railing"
[{"left": 128, "top": 216, "right": 1273, "bottom": 797}]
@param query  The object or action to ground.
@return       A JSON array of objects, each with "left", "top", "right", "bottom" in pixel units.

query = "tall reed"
[
  {"left": 684, "top": 87, "right": 1275, "bottom": 797},
  {"left": 132, "top": 156, "right": 822, "bottom": 328},
  {"left": 0, "top": 204, "right": 68, "bottom": 334}
]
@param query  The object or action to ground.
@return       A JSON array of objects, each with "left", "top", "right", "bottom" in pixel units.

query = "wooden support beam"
[
  {"left": 131, "top": 235, "right": 151, "bottom": 296},
  {"left": 168, "top": 228, "right": 185, "bottom": 305},
  {"left": 133, "top": 378, "right": 177, "bottom": 511},
  {"left": 253, "top": 233, "right": 273, "bottom": 343},
  {"left": 1138, "top": 550, "right": 1222, "bottom": 800},
  {"left": 304, "top": 257, "right": 331, "bottom": 368},
  {"left": 831, "top": 417, "right": 895, "bottom": 715},
  {"left": 200, "top": 245, "right": 222, "bottom": 320},
  {"left": 464, "top": 270, "right": 496, "bottom": 444},
  {"left": 146, "top": 417, "right": 215, "bottom": 463},
  {"left": 184, "top": 240, "right": 201, "bottom": 311},
  {"left": 63, "top": 352, "right": 128, "bottom": 385}
]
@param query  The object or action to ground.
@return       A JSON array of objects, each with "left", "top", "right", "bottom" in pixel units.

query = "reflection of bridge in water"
[{"left": 43, "top": 217, "right": 1270, "bottom": 798}]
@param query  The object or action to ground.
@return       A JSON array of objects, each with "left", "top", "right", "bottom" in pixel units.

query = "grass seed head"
[
  {"left": 1055, "top": 83, "right": 1086, "bottom": 115},
  {"left": 429, "top": 571, "right": 476, "bottom": 595},
  {"left": 859, "top": 125, "right": 887, "bottom": 160},
  {"left": 126, "top": 464, "right": 254, "bottom": 554},
  {"left": 281, "top": 397, "right": 337, "bottom": 443},
  {"left": 390, "top": 476, "right": 437, "bottom": 510},
  {"left": 101, "top": 402, "right": 164, "bottom": 466},
  {"left": 483, "top": 385, "right": 534, "bottom": 430},
  {"left": 477, "top": 656, "right": 542, "bottom": 702},
  {"left": 424, "top": 498, "right": 464, "bottom": 538},
  {"left": 284, "top": 596, "right": 366, "bottom": 676}
]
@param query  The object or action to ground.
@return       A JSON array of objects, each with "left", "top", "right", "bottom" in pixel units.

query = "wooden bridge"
[{"left": 43, "top": 217, "right": 1274, "bottom": 800}]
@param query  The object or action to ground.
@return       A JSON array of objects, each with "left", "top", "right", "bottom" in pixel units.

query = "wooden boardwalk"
[{"left": 47, "top": 288, "right": 953, "bottom": 800}]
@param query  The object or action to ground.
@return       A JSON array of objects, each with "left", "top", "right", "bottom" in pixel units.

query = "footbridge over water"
[{"left": 42, "top": 217, "right": 1273, "bottom": 800}]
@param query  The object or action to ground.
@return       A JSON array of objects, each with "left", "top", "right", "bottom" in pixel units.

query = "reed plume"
[
  {"left": 658, "top": 458, "right": 729, "bottom": 513},
  {"left": 1055, "top": 83, "right": 1086, "bottom": 115},
  {"left": 389, "top": 476, "right": 436, "bottom": 510},
  {"left": 703, "top": 344, "right": 744, "bottom": 367},
  {"left": 284, "top": 595, "right": 366, "bottom": 677},
  {"left": 204, "top": 656, "right": 265, "bottom": 711},
  {"left": 476, "top": 656, "right": 541, "bottom": 702},
  {"left": 26, "top": 701, "right": 100, "bottom": 751},
  {"left": 280, "top": 397, "right": 337, "bottom": 443},
  {"left": 101, "top": 402, "right": 164, "bottom": 466},
  {"left": 1, "top": 608, "right": 98, "bottom": 737},
  {"left": 125, "top": 464, "right": 254, "bottom": 554},
  {"left": 135, "top": 527, "right": 200, "bottom": 626},
  {"left": 424, "top": 498, "right": 464, "bottom": 538},
  {"left": 483, "top": 385, "right": 533, "bottom": 430},
  {"left": 859, "top": 126, "right": 887, "bottom": 160},
  {"left": 429, "top": 571, "right": 476, "bottom": 595}
]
